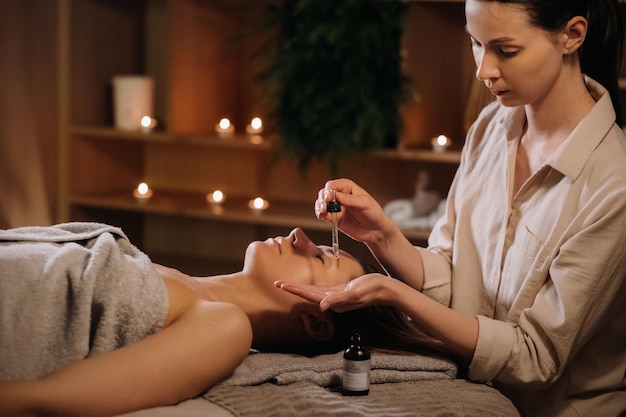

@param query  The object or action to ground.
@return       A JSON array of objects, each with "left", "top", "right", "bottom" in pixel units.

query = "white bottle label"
[{"left": 343, "top": 359, "right": 371, "bottom": 391}]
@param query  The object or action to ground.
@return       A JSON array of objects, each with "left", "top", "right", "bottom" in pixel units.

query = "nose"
[
  {"left": 474, "top": 50, "right": 500, "bottom": 81},
  {"left": 290, "top": 228, "right": 317, "bottom": 254}
]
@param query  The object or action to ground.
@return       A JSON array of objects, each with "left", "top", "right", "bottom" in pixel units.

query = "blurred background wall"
[{"left": 0, "top": 0, "right": 58, "bottom": 228}]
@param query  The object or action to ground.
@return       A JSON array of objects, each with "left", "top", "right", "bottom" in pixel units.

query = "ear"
[
  {"left": 561, "top": 16, "right": 587, "bottom": 55},
  {"left": 300, "top": 312, "right": 334, "bottom": 341}
]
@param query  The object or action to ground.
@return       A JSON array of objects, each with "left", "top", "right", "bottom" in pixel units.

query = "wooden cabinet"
[{"left": 58, "top": 0, "right": 469, "bottom": 274}]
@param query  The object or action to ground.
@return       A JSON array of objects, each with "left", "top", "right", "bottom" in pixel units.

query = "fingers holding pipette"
[{"left": 314, "top": 179, "right": 396, "bottom": 244}]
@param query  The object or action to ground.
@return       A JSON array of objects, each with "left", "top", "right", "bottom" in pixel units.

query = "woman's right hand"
[
  {"left": 315, "top": 179, "right": 397, "bottom": 245},
  {"left": 276, "top": 273, "right": 405, "bottom": 313}
]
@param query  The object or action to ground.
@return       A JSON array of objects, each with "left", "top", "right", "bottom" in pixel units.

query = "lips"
[
  {"left": 276, "top": 236, "right": 292, "bottom": 254},
  {"left": 488, "top": 86, "right": 508, "bottom": 96}
]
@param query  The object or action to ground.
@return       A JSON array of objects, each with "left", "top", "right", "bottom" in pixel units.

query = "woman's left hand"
[{"left": 275, "top": 273, "right": 399, "bottom": 313}]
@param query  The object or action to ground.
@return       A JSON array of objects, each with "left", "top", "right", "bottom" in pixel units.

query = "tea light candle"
[
  {"left": 215, "top": 118, "right": 235, "bottom": 138},
  {"left": 140, "top": 116, "right": 157, "bottom": 133},
  {"left": 133, "top": 182, "right": 153, "bottom": 200},
  {"left": 431, "top": 135, "right": 451, "bottom": 153},
  {"left": 246, "top": 117, "right": 263, "bottom": 136},
  {"left": 206, "top": 190, "right": 226, "bottom": 205},
  {"left": 248, "top": 197, "right": 269, "bottom": 211}
]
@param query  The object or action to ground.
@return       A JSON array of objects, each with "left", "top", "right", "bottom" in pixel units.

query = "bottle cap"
[{"left": 327, "top": 201, "right": 341, "bottom": 213}]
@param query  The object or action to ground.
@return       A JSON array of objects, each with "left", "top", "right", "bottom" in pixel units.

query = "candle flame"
[
  {"left": 137, "top": 182, "right": 150, "bottom": 195},
  {"left": 253, "top": 197, "right": 264, "bottom": 209},
  {"left": 250, "top": 117, "right": 262, "bottom": 130},
  {"left": 211, "top": 190, "right": 224, "bottom": 203},
  {"left": 218, "top": 118, "right": 231, "bottom": 130}
]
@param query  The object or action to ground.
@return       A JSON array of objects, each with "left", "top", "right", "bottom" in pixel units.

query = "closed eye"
[
  {"left": 315, "top": 253, "right": 325, "bottom": 264},
  {"left": 498, "top": 48, "right": 519, "bottom": 58}
]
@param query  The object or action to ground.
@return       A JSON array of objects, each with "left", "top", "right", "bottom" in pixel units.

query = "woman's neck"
[
  {"left": 514, "top": 69, "right": 595, "bottom": 194},
  {"left": 191, "top": 272, "right": 307, "bottom": 350},
  {"left": 523, "top": 70, "right": 594, "bottom": 143}
]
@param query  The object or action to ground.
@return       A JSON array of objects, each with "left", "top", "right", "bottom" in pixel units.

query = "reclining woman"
[{"left": 0, "top": 222, "right": 441, "bottom": 417}]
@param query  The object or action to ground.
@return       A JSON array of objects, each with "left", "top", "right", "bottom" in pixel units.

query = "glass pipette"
[{"left": 326, "top": 189, "right": 342, "bottom": 263}]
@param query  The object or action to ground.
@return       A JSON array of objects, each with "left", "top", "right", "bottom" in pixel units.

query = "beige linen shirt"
[{"left": 418, "top": 78, "right": 626, "bottom": 417}]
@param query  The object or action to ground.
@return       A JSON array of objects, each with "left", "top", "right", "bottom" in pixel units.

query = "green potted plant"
[{"left": 257, "top": 0, "right": 412, "bottom": 175}]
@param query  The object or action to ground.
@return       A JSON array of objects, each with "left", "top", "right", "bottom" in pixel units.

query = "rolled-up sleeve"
[{"left": 469, "top": 316, "right": 516, "bottom": 381}]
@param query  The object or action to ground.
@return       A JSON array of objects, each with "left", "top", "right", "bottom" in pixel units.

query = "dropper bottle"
[{"left": 342, "top": 333, "right": 371, "bottom": 396}]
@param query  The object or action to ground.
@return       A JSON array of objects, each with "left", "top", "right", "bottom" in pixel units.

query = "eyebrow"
[{"left": 464, "top": 26, "right": 517, "bottom": 45}]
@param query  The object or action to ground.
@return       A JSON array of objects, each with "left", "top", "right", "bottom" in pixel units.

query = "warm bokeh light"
[
  {"left": 141, "top": 116, "right": 152, "bottom": 128},
  {"left": 206, "top": 190, "right": 225, "bottom": 204},
  {"left": 250, "top": 117, "right": 262, "bottom": 130},
  {"left": 133, "top": 182, "right": 153, "bottom": 199},
  {"left": 137, "top": 182, "right": 149, "bottom": 195},
  {"left": 248, "top": 197, "right": 269, "bottom": 210},
  {"left": 218, "top": 118, "right": 231, "bottom": 130}
]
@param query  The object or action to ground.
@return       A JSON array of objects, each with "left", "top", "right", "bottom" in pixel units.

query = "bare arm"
[
  {"left": 364, "top": 220, "right": 427, "bottom": 291},
  {"left": 0, "top": 301, "right": 252, "bottom": 417}
]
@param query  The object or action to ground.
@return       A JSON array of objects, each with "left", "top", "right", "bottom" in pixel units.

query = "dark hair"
[
  {"left": 297, "top": 261, "right": 452, "bottom": 359},
  {"left": 485, "top": 0, "right": 624, "bottom": 124}
]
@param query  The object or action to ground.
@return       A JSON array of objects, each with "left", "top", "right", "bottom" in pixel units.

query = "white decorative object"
[
  {"left": 383, "top": 171, "right": 442, "bottom": 228},
  {"left": 112, "top": 75, "right": 154, "bottom": 131}
]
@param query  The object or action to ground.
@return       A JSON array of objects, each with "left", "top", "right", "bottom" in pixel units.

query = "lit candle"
[
  {"left": 140, "top": 115, "right": 157, "bottom": 133},
  {"left": 206, "top": 190, "right": 225, "bottom": 215},
  {"left": 133, "top": 182, "right": 153, "bottom": 200},
  {"left": 215, "top": 118, "right": 235, "bottom": 138},
  {"left": 246, "top": 117, "right": 263, "bottom": 135},
  {"left": 206, "top": 190, "right": 225, "bottom": 204},
  {"left": 431, "top": 135, "right": 451, "bottom": 153},
  {"left": 248, "top": 197, "right": 269, "bottom": 211}
]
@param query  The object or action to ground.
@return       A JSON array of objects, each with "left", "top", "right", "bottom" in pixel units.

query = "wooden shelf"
[
  {"left": 69, "top": 190, "right": 432, "bottom": 242},
  {"left": 71, "top": 126, "right": 274, "bottom": 150},
  {"left": 59, "top": 0, "right": 465, "bottom": 271},
  {"left": 376, "top": 147, "right": 462, "bottom": 164},
  {"left": 68, "top": 125, "right": 449, "bottom": 245},
  {"left": 72, "top": 125, "right": 462, "bottom": 164}
]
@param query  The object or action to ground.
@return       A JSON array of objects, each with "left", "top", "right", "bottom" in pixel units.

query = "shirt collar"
[
  {"left": 496, "top": 76, "right": 617, "bottom": 180},
  {"left": 550, "top": 76, "right": 616, "bottom": 180}
]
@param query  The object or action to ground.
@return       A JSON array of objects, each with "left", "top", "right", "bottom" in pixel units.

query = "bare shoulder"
[{"left": 152, "top": 263, "right": 207, "bottom": 327}]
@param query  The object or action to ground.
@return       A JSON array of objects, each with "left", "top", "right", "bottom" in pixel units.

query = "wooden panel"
[
  {"left": 0, "top": 0, "right": 59, "bottom": 227},
  {"left": 145, "top": 143, "right": 265, "bottom": 195},
  {"left": 400, "top": 2, "right": 474, "bottom": 147},
  {"left": 70, "top": 137, "right": 144, "bottom": 194},
  {"left": 262, "top": 153, "right": 457, "bottom": 207},
  {"left": 165, "top": 0, "right": 246, "bottom": 133},
  {"left": 70, "top": 0, "right": 145, "bottom": 126},
  {"left": 144, "top": 215, "right": 256, "bottom": 263}
]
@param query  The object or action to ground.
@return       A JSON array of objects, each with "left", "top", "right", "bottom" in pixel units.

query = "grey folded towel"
[
  {"left": 216, "top": 350, "right": 458, "bottom": 388},
  {"left": 206, "top": 379, "right": 521, "bottom": 417},
  {"left": 0, "top": 222, "right": 168, "bottom": 380}
]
